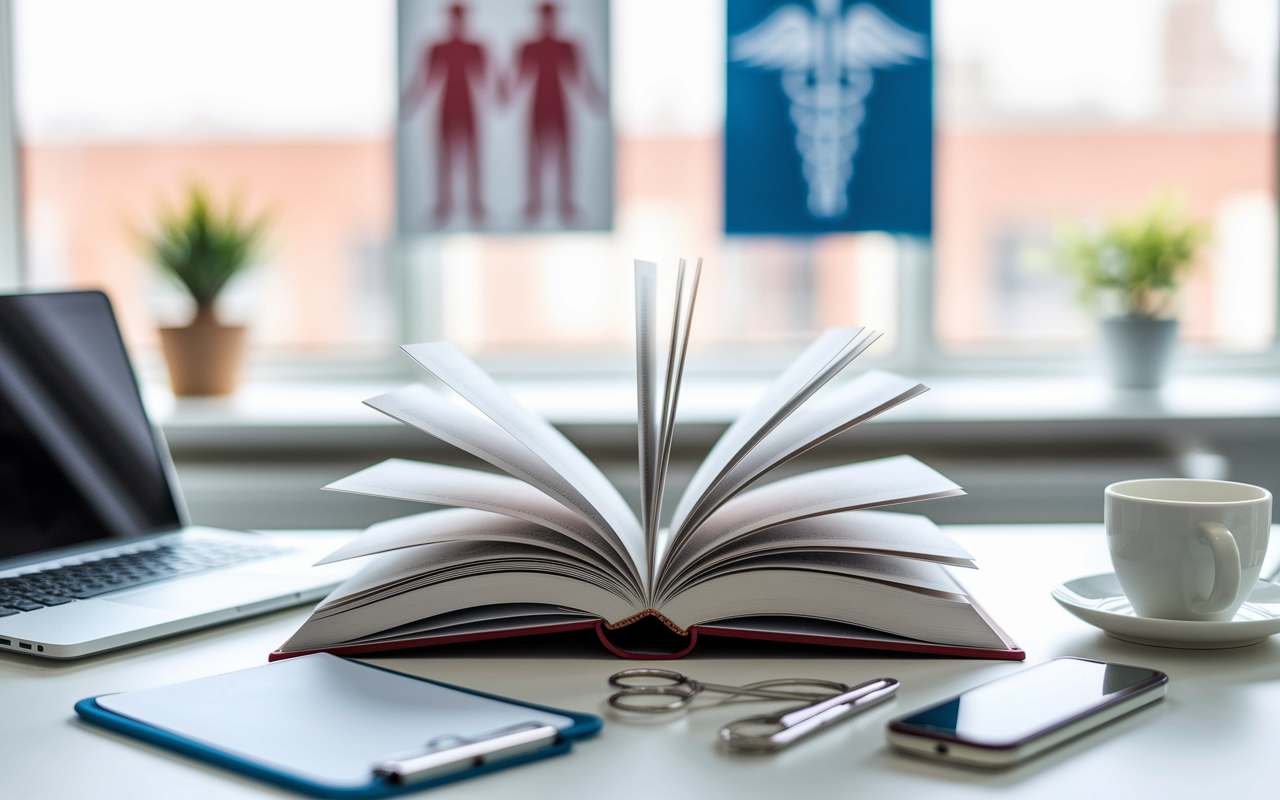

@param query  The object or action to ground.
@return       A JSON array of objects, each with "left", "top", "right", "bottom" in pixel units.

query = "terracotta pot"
[{"left": 159, "top": 311, "right": 247, "bottom": 396}]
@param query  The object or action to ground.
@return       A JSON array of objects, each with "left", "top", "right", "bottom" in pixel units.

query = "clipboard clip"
[{"left": 372, "top": 722, "right": 560, "bottom": 784}]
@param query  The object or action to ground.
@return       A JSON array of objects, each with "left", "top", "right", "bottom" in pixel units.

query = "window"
[
  {"left": 934, "top": 0, "right": 1278, "bottom": 356},
  {"left": 6, "top": 0, "right": 1278, "bottom": 376},
  {"left": 419, "top": 0, "right": 902, "bottom": 364},
  {"left": 13, "top": 0, "right": 398, "bottom": 364}
]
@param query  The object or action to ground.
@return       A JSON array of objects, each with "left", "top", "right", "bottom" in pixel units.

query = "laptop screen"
[{"left": 0, "top": 291, "right": 182, "bottom": 561}]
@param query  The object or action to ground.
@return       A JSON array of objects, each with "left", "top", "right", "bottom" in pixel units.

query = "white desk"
[{"left": 6, "top": 525, "right": 1279, "bottom": 799}]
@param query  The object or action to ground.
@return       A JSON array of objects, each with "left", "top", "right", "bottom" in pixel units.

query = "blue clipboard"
[{"left": 74, "top": 653, "right": 602, "bottom": 799}]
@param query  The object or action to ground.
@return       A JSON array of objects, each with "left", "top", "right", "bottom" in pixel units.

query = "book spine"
[{"left": 594, "top": 621, "right": 699, "bottom": 659}]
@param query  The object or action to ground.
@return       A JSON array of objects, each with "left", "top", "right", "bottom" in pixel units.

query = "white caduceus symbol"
[{"left": 731, "top": 0, "right": 928, "bottom": 219}]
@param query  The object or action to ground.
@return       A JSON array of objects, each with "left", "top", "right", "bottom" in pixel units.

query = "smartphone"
[{"left": 886, "top": 657, "right": 1167, "bottom": 767}]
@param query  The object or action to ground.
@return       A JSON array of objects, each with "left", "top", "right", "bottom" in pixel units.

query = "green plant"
[
  {"left": 1057, "top": 195, "right": 1208, "bottom": 319},
  {"left": 144, "top": 186, "right": 269, "bottom": 323}
]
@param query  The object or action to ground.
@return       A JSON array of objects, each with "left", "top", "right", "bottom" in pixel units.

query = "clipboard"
[{"left": 74, "top": 653, "right": 602, "bottom": 798}]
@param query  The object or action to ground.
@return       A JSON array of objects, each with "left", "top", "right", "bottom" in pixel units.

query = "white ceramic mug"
[{"left": 1106, "top": 478, "right": 1272, "bottom": 621}]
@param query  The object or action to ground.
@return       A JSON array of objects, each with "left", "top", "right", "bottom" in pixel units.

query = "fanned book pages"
[{"left": 273, "top": 260, "right": 1023, "bottom": 661}]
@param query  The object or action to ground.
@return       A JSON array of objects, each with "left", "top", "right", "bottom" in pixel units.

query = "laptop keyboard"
[{"left": 0, "top": 539, "right": 284, "bottom": 617}]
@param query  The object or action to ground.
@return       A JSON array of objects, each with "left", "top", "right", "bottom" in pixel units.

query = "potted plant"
[
  {"left": 145, "top": 187, "right": 269, "bottom": 396},
  {"left": 1058, "top": 196, "right": 1207, "bottom": 389}
]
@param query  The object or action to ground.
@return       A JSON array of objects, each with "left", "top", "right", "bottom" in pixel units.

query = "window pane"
[
  {"left": 425, "top": 0, "right": 900, "bottom": 360},
  {"left": 14, "top": 0, "right": 398, "bottom": 357},
  {"left": 17, "top": 0, "right": 900, "bottom": 366},
  {"left": 935, "top": 0, "right": 1278, "bottom": 354},
  {"left": 430, "top": 139, "right": 900, "bottom": 358}
]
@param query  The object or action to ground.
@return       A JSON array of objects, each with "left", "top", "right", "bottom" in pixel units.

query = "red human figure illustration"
[
  {"left": 402, "top": 4, "right": 490, "bottom": 224},
  {"left": 507, "top": 3, "right": 605, "bottom": 224}
]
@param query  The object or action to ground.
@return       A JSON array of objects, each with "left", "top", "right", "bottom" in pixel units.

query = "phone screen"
[{"left": 893, "top": 658, "right": 1163, "bottom": 746}]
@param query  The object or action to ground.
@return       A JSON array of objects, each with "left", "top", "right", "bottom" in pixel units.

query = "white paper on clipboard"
[{"left": 95, "top": 653, "right": 575, "bottom": 788}]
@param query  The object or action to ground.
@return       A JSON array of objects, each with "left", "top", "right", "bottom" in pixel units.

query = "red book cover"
[{"left": 269, "top": 597, "right": 1024, "bottom": 663}]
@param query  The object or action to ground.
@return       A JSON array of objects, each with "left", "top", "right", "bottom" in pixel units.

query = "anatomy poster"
[
  {"left": 398, "top": 0, "right": 611, "bottom": 233},
  {"left": 725, "top": 0, "right": 931, "bottom": 235}
]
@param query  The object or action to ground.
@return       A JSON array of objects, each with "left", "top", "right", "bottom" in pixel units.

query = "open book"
[{"left": 273, "top": 261, "right": 1022, "bottom": 661}]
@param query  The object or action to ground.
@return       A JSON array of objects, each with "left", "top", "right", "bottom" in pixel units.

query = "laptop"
[{"left": 0, "top": 290, "right": 356, "bottom": 659}]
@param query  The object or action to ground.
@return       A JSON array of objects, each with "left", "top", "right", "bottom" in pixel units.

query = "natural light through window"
[
  {"left": 934, "top": 0, "right": 1278, "bottom": 354},
  {"left": 10, "top": 0, "right": 1278, "bottom": 369}
]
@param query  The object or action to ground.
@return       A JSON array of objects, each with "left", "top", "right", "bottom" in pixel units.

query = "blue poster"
[{"left": 725, "top": 0, "right": 932, "bottom": 235}]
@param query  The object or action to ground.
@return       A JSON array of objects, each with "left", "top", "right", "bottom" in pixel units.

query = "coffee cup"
[{"left": 1106, "top": 478, "right": 1271, "bottom": 621}]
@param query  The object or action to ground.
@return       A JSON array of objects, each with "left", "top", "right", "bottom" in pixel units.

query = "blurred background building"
[{"left": 14, "top": 0, "right": 1275, "bottom": 363}]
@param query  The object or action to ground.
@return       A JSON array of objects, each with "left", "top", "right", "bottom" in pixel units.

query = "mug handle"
[{"left": 1193, "top": 522, "right": 1242, "bottom": 614}]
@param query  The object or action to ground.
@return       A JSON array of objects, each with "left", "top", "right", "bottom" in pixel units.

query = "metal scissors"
[
  {"left": 719, "top": 678, "right": 899, "bottom": 752},
  {"left": 607, "top": 669, "right": 899, "bottom": 751},
  {"left": 607, "top": 668, "right": 849, "bottom": 713}
]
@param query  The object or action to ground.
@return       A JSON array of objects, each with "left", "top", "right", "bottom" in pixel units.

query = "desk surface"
[{"left": 6, "top": 525, "right": 1278, "bottom": 799}]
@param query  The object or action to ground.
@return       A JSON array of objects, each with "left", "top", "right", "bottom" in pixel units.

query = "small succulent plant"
[
  {"left": 1058, "top": 195, "right": 1207, "bottom": 319},
  {"left": 145, "top": 186, "right": 269, "bottom": 323}
]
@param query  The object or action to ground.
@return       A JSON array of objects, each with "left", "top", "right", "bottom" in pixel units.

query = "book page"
[
  {"left": 634, "top": 260, "right": 659, "bottom": 568},
  {"left": 664, "top": 327, "right": 878, "bottom": 559},
  {"left": 645, "top": 258, "right": 701, "bottom": 591},
  {"left": 365, "top": 384, "right": 617, "bottom": 545},
  {"left": 687, "top": 550, "right": 967, "bottom": 595},
  {"left": 324, "top": 459, "right": 638, "bottom": 587},
  {"left": 401, "top": 341, "right": 645, "bottom": 581},
  {"left": 659, "top": 509, "right": 974, "bottom": 598},
  {"left": 349, "top": 603, "right": 595, "bottom": 644},
  {"left": 695, "top": 616, "right": 929, "bottom": 646},
  {"left": 283, "top": 568, "right": 641, "bottom": 653},
  {"left": 349, "top": 613, "right": 595, "bottom": 647},
  {"left": 665, "top": 370, "right": 925, "bottom": 567},
  {"left": 658, "top": 570, "right": 1007, "bottom": 649},
  {"left": 652, "top": 260, "right": 700, "bottom": 540},
  {"left": 315, "top": 507, "right": 617, "bottom": 574},
  {"left": 671, "top": 455, "right": 963, "bottom": 572},
  {"left": 315, "top": 538, "right": 637, "bottom": 615}
]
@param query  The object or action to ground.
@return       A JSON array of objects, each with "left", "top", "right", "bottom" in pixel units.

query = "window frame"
[{"left": 0, "top": 0, "right": 22, "bottom": 292}]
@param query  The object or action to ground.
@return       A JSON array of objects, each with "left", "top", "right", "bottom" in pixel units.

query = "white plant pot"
[{"left": 1100, "top": 317, "right": 1178, "bottom": 389}]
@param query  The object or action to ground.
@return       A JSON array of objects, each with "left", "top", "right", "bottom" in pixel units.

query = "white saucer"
[{"left": 1051, "top": 573, "right": 1280, "bottom": 649}]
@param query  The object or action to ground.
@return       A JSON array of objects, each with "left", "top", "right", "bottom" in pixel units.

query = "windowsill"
[{"left": 150, "top": 372, "right": 1280, "bottom": 453}]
